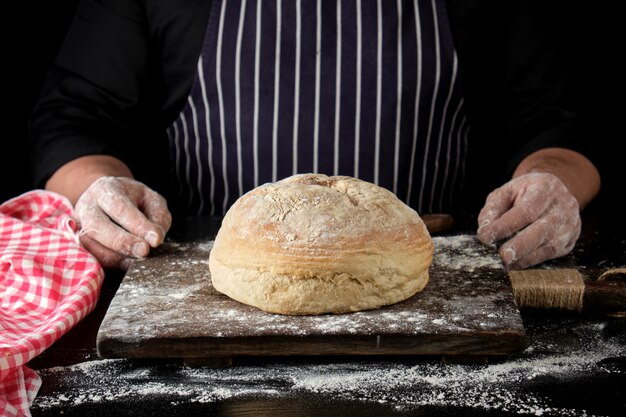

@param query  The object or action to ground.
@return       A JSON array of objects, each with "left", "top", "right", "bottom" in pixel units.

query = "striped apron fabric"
[{"left": 167, "top": 0, "right": 469, "bottom": 216}]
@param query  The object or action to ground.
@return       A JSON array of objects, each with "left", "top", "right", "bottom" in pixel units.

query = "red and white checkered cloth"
[{"left": 1, "top": 190, "right": 104, "bottom": 417}]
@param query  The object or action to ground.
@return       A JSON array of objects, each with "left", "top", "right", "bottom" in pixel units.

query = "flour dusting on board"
[
  {"left": 98, "top": 235, "right": 520, "bottom": 345},
  {"left": 34, "top": 320, "right": 624, "bottom": 416},
  {"left": 432, "top": 235, "right": 502, "bottom": 272}
]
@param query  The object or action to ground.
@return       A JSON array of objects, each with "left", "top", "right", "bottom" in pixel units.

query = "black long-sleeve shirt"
[{"left": 29, "top": 0, "right": 587, "bottom": 214}]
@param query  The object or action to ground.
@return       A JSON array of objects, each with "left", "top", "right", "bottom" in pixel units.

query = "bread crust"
[{"left": 209, "top": 174, "right": 434, "bottom": 315}]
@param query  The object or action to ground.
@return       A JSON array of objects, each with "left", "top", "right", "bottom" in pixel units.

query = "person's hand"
[
  {"left": 477, "top": 172, "right": 581, "bottom": 270},
  {"left": 74, "top": 176, "right": 172, "bottom": 270}
]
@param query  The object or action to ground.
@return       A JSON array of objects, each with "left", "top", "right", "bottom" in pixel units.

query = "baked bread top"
[{"left": 209, "top": 174, "right": 434, "bottom": 315}]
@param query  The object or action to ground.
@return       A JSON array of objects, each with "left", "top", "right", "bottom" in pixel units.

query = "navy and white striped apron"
[{"left": 167, "top": 0, "right": 469, "bottom": 216}]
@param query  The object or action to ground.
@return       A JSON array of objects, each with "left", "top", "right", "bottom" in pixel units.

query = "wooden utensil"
[
  {"left": 421, "top": 213, "right": 454, "bottom": 234},
  {"left": 509, "top": 268, "right": 626, "bottom": 315}
]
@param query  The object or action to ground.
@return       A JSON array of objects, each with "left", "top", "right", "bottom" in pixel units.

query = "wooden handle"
[
  {"left": 583, "top": 270, "right": 626, "bottom": 315},
  {"left": 422, "top": 214, "right": 454, "bottom": 234},
  {"left": 509, "top": 268, "right": 626, "bottom": 314}
]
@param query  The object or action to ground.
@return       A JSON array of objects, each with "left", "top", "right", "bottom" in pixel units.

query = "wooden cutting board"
[{"left": 96, "top": 234, "right": 526, "bottom": 359}]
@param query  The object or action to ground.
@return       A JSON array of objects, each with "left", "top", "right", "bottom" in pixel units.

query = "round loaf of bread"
[{"left": 208, "top": 174, "right": 434, "bottom": 315}]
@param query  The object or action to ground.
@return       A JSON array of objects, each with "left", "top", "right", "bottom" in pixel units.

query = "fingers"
[
  {"left": 80, "top": 233, "right": 132, "bottom": 270},
  {"left": 495, "top": 211, "right": 580, "bottom": 270},
  {"left": 497, "top": 218, "right": 551, "bottom": 269},
  {"left": 77, "top": 204, "right": 150, "bottom": 258},
  {"left": 479, "top": 204, "right": 541, "bottom": 245},
  {"left": 477, "top": 187, "right": 512, "bottom": 230},
  {"left": 74, "top": 176, "right": 172, "bottom": 269},
  {"left": 478, "top": 173, "right": 559, "bottom": 245},
  {"left": 506, "top": 233, "right": 578, "bottom": 270},
  {"left": 96, "top": 178, "right": 169, "bottom": 248},
  {"left": 478, "top": 172, "right": 582, "bottom": 270},
  {"left": 477, "top": 184, "right": 537, "bottom": 245},
  {"left": 139, "top": 187, "right": 172, "bottom": 246},
  {"left": 500, "top": 212, "right": 580, "bottom": 270}
]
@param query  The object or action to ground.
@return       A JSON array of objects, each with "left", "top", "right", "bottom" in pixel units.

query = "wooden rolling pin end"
[
  {"left": 422, "top": 214, "right": 454, "bottom": 234},
  {"left": 582, "top": 273, "right": 626, "bottom": 316}
]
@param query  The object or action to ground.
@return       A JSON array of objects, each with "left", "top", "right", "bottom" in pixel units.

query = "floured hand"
[
  {"left": 74, "top": 176, "right": 172, "bottom": 270},
  {"left": 477, "top": 173, "right": 581, "bottom": 270}
]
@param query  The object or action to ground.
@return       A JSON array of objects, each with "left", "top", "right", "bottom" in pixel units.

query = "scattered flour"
[
  {"left": 196, "top": 241, "right": 214, "bottom": 252},
  {"left": 34, "top": 321, "right": 624, "bottom": 416},
  {"left": 43, "top": 235, "right": 622, "bottom": 415},
  {"left": 432, "top": 235, "right": 502, "bottom": 272}
]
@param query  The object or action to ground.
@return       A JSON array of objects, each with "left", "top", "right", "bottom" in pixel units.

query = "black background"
[
  {"left": 4, "top": 1, "right": 80, "bottom": 202},
  {"left": 3, "top": 1, "right": 623, "bottom": 217}
]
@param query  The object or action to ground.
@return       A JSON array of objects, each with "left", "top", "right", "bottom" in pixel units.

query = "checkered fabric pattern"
[{"left": 1, "top": 191, "right": 104, "bottom": 417}]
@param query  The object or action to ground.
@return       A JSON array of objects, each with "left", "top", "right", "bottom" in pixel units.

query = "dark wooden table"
[{"left": 28, "top": 207, "right": 626, "bottom": 417}]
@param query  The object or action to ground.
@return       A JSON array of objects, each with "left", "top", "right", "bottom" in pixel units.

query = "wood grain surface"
[{"left": 96, "top": 235, "right": 526, "bottom": 359}]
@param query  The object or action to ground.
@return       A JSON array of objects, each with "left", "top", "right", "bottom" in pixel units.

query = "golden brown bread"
[{"left": 209, "top": 174, "right": 434, "bottom": 315}]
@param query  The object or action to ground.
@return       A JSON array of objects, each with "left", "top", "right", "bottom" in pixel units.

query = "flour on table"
[
  {"left": 34, "top": 321, "right": 624, "bottom": 416},
  {"left": 35, "top": 234, "right": 623, "bottom": 415}
]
